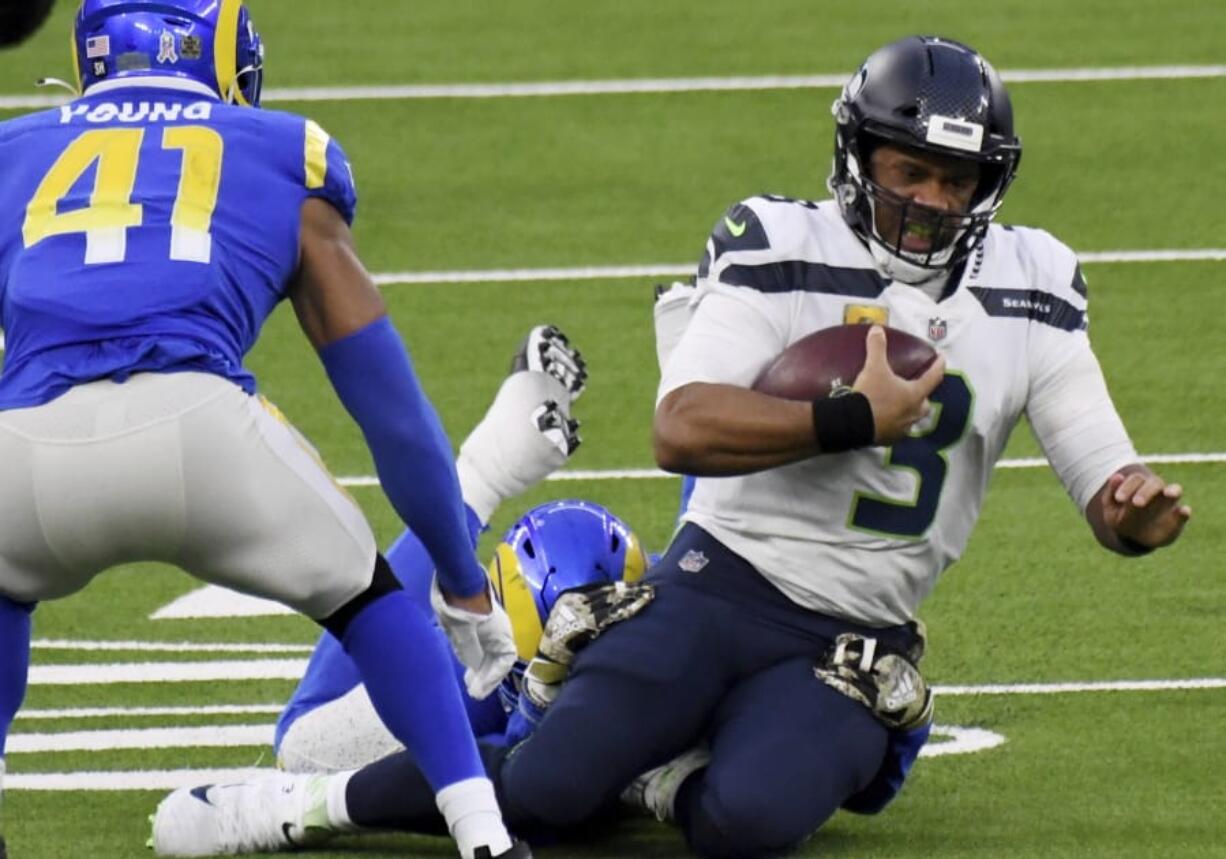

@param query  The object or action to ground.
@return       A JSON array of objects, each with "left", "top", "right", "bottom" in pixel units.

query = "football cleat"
[
  {"left": 150, "top": 772, "right": 333, "bottom": 856},
  {"left": 620, "top": 746, "right": 711, "bottom": 823},
  {"left": 510, "top": 325, "right": 587, "bottom": 400},
  {"left": 532, "top": 399, "right": 581, "bottom": 457},
  {"left": 474, "top": 842, "right": 534, "bottom": 859}
]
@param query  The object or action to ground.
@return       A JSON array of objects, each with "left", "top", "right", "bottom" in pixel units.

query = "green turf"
[
  {"left": 2, "top": 1, "right": 1225, "bottom": 857},
  {"left": 3, "top": 1, "right": 1224, "bottom": 90}
]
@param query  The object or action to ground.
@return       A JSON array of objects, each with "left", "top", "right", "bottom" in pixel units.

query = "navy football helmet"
[
  {"left": 486, "top": 499, "right": 648, "bottom": 709},
  {"left": 73, "top": 0, "right": 264, "bottom": 105},
  {"left": 828, "top": 36, "right": 1021, "bottom": 282}
]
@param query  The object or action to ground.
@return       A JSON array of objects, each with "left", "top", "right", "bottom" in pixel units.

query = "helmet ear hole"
[
  {"left": 609, "top": 532, "right": 621, "bottom": 553},
  {"left": 521, "top": 539, "right": 536, "bottom": 560}
]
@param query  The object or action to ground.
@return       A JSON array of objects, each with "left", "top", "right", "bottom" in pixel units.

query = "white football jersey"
[{"left": 658, "top": 196, "right": 1138, "bottom": 625}]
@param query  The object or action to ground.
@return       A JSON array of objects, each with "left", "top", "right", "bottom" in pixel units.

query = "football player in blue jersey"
[{"left": 0, "top": 3, "right": 536, "bottom": 857}]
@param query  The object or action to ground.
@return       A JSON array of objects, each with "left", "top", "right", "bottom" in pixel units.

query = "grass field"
[{"left": 1, "top": 1, "right": 1225, "bottom": 857}]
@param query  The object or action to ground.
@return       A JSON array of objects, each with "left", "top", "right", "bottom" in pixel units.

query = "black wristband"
[
  {"left": 811, "top": 392, "right": 875, "bottom": 453},
  {"left": 1117, "top": 535, "right": 1155, "bottom": 556}
]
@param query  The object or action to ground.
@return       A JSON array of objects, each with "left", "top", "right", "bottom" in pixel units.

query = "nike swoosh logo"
[
  {"left": 723, "top": 216, "right": 747, "bottom": 237},
  {"left": 282, "top": 822, "right": 299, "bottom": 847}
]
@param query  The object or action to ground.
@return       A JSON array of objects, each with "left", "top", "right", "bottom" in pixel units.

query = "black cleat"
[
  {"left": 1, "top": 833, "right": 7, "bottom": 859},
  {"left": 474, "top": 842, "right": 533, "bottom": 859}
]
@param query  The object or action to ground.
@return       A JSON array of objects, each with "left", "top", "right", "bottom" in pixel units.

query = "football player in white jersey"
[{"left": 491, "top": 35, "right": 1191, "bottom": 858}]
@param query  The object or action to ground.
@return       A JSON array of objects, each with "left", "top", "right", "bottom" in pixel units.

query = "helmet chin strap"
[
  {"left": 224, "top": 63, "right": 260, "bottom": 104},
  {"left": 870, "top": 243, "right": 950, "bottom": 301},
  {"left": 35, "top": 77, "right": 81, "bottom": 96}
]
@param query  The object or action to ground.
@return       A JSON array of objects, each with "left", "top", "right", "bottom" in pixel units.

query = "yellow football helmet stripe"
[
  {"left": 487, "top": 543, "right": 544, "bottom": 662},
  {"left": 622, "top": 531, "right": 647, "bottom": 582},
  {"left": 304, "top": 120, "right": 330, "bottom": 190},
  {"left": 213, "top": 0, "right": 246, "bottom": 105}
]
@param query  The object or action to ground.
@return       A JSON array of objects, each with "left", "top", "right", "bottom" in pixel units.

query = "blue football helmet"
[
  {"left": 487, "top": 500, "right": 648, "bottom": 708},
  {"left": 829, "top": 36, "right": 1021, "bottom": 283},
  {"left": 73, "top": 0, "right": 264, "bottom": 106}
]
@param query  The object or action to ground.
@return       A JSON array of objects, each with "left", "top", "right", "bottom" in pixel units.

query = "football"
[{"left": 752, "top": 324, "right": 938, "bottom": 401}]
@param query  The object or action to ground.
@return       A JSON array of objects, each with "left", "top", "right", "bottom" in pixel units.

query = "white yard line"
[
  {"left": 27, "top": 659, "right": 308, "bottom": 685},
  {"left": 31, "top": 639, "right": 313, "bottom": 654},
  {"left": 369, "top": 249, "right": 1226, "bottom": 287},
  {"left": 3, "top": 65, "right": 1224, "bottom": 110},
  {"left": 18, "top": 703, "right": 284, "bottom": 720},
  {"left": 936, "top": 678, "right": 1226, "bottom": 695},
  {"left": 335, "top": 452, "right": 1226, "bottom": 488},
  {"left": 25, "top": 657, "right": 1226, "bottom": 693}
]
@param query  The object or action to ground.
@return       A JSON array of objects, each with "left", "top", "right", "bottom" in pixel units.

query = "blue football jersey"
[{"left": 0, "top": 79, "right": 356, "bottom": 408}]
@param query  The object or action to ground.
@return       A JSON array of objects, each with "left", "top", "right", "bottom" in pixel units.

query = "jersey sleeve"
[
  {"left": 1022, "top": 231, "right": 1137, "bottom": 512},
  {"left": 658, "top": 198, "right": 805, "bottom": 404},
  {"left": 302, "top": 119, "right": 358, "bottom": 224}
]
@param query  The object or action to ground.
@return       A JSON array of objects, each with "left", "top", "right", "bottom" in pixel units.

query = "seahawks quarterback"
[
  {"left": 486, "top": 35, "right": 1192, "bottom": 858},
  {"left": 0, "top": 3, "right": 533, "bottom": 857}
]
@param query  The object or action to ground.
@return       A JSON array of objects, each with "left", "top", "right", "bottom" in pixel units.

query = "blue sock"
[
  {"left": 0, "top": 598, "right": 34, "bottom": 756},
  {"left": 341, "top": 591, "right": 484, "bottom": 791}
]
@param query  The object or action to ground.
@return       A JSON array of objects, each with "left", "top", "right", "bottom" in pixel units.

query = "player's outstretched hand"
[
  {"left": 1102, "top": 470, "right": 1192, "bottom": 550},
  {"left": 853, "top": 325, "right": 946, "bottom": 446},
  {"left": 430, "top": 578, "right": 518, "bottom": 699},
  {"left": 511, "top": 325, "right": 587, "bottom": 400}
]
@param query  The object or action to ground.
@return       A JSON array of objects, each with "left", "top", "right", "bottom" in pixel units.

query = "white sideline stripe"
[
  {"left": 18, "top": 704, "right": 284, "bottom": 721},
  {"left": 336, "top": 452, "right": 1226, "bottom": 488},
  {"left": 31, "top": 639, "right": 312, "bottom": 654},
  {"left": 7, "top": 724, "right": 271, "bottom": 754},
  {"left": 28, "top": 659, "right": 308, "bottom": 685},
  {"left": 936, "top": 678, "right": 1226, "bottom": 695},
  {"left": 4, "top": 65, "right": 1224, "bottom": 110},
  {"left": 370, "top": 249, "right": 1226, "bottom": 286}
]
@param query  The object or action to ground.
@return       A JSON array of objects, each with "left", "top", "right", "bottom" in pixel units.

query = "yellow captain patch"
[
  {"left": 843, "top": 304, "right": 889, "bottom": 326},
  {"left": 304, "top": 120, "right": 330, "bottom": 190}
]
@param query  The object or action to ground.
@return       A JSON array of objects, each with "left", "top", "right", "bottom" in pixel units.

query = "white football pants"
[{"left": 0, "top": 371, "right": 376, "bottom": 618}]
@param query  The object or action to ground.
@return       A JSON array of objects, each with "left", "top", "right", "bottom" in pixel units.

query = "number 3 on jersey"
[
  {"left": 849, "top": 373, "right": 974, "bottom": 538},
  {"left": 22, "top": 126, "right": 223, "bottom": 265}
]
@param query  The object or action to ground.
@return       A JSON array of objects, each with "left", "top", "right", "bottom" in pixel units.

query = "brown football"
[{"left": 752, "top": 324, "right": 938, "bottom": 401}]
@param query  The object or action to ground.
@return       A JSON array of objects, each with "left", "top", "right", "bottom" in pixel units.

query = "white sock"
[
  {"left": 324, "top": 769, "right": 359, "bottom": 832},
  {"left": 457, "top": 371, "right": 571, "bottom": 524},
  {"left": 435, "top": 777, "right": 512, "bottom": 859}
]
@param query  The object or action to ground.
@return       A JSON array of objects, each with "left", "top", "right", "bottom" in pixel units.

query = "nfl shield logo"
[
  {"left": 927, "top": 317, "right": 948, "bottom": 342},
  {"left": 678, "top": 550, "right": 709, "bottom": 574}
]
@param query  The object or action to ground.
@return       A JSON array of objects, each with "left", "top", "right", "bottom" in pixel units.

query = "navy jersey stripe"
[
  {"left": 969, "top": 287, "right": 1086, "bottom": 331},
  {"left": 720, "top": 260, "right": 886, "bottom": 297},
  {"left": 1070, "top": 263, "right": 1088, "bottom": 298}
]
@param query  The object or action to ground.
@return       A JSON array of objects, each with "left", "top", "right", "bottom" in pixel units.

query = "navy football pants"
[{"left": 499, "top": 524, "right": 918, "bottom": 857}]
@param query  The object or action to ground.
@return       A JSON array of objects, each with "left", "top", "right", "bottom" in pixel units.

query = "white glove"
[{"left": 429, "top": 577, "right": 518, "bottom": 700}]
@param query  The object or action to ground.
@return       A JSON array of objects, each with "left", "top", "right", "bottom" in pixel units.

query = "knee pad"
[{"left": 319, "top": 553, "right": 401, "bottom": 640}]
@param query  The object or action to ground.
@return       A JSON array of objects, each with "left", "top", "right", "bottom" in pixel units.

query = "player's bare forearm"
[
  {"left": 1086, "top": 463, "right": 1192, "bottom": 555},
  {"left": 653, "top": 382, "right": 819, "bottom": 475}
]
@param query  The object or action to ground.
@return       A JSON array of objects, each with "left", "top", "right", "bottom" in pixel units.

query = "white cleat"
[{"left": 150, "top": 771, "right": 333, "bottom": 856}]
